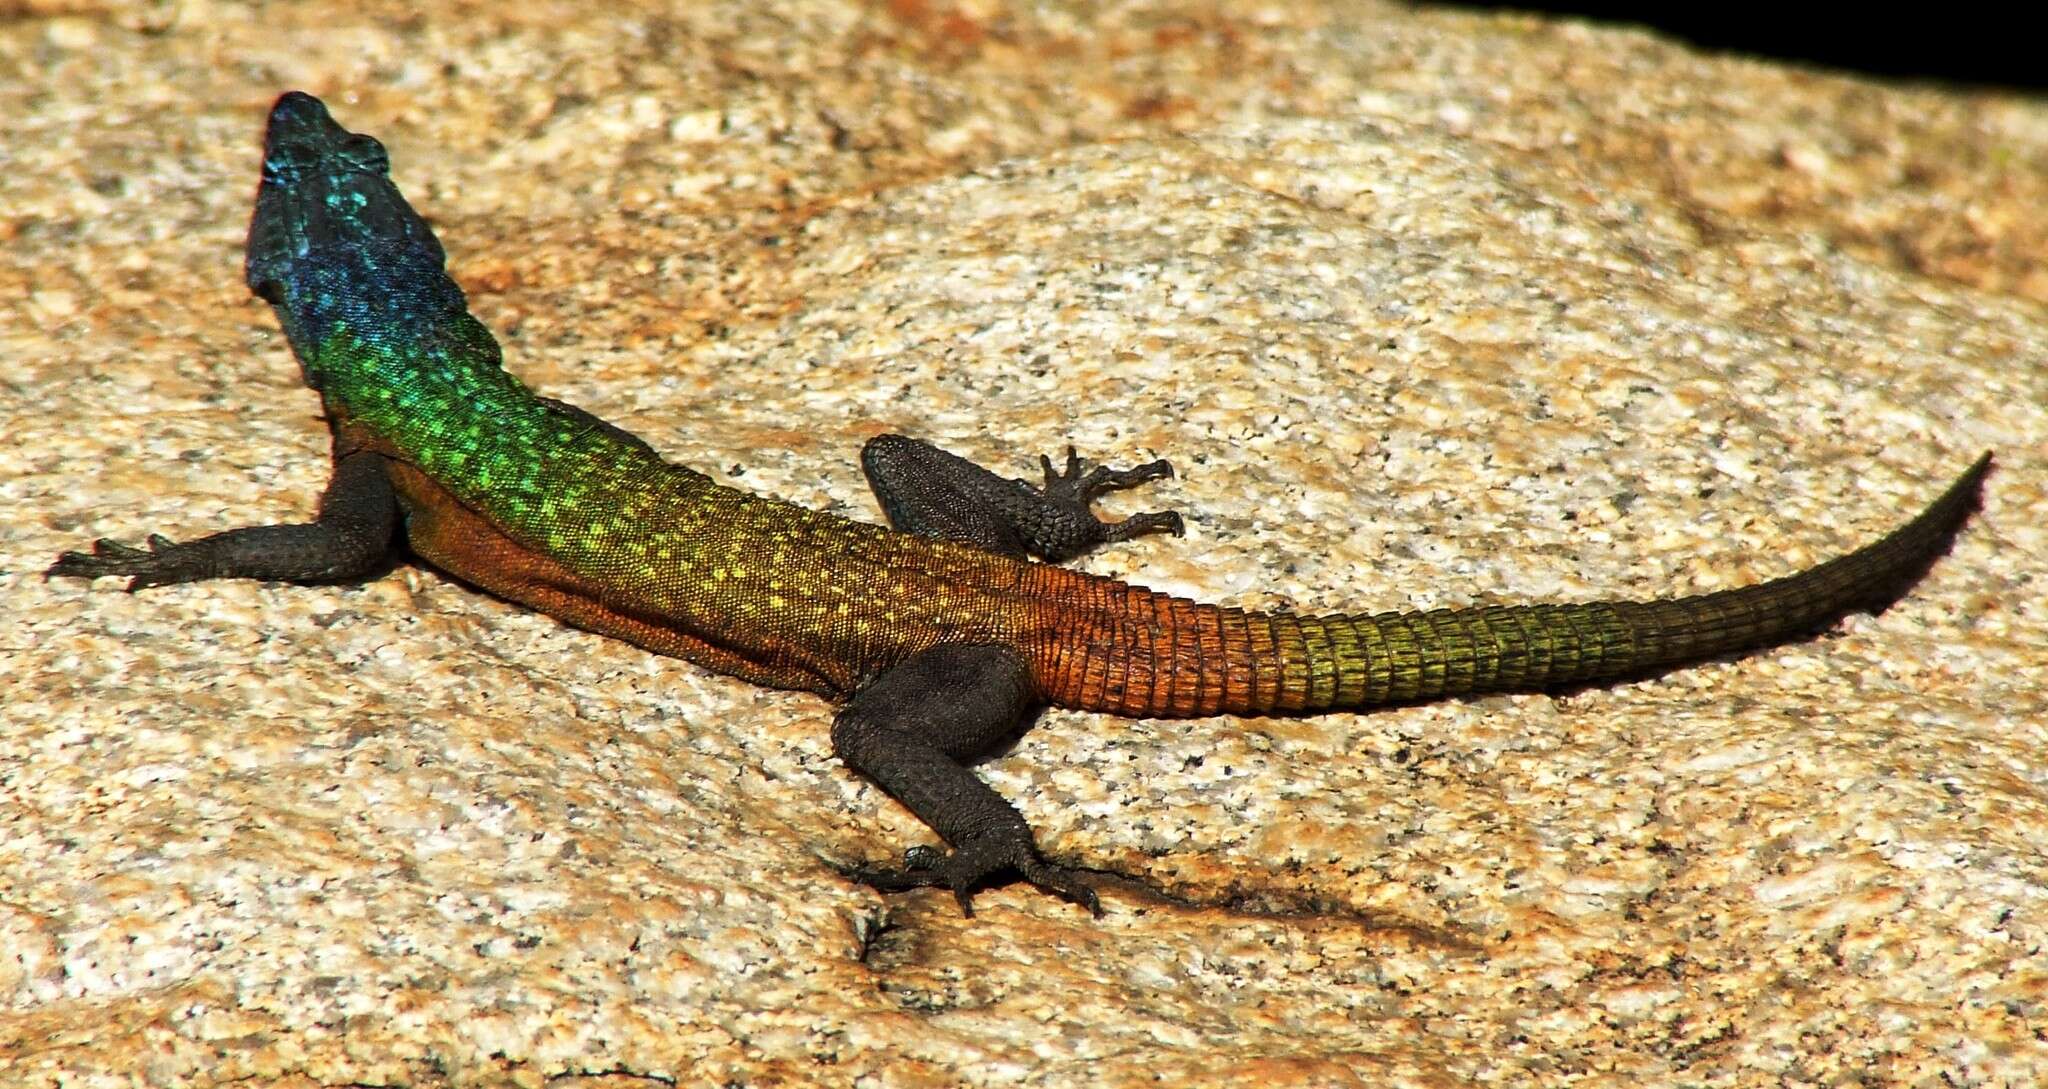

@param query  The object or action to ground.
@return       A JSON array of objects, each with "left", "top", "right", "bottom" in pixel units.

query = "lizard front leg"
[
  {"left": 48, "top": 449, "right": 400, "bottom": 590},
  {"left": 833, "top": 643, "right": 1100, "bottom": 915},
  {"left": 860, "top": 434, "right": 1183, "bottom": 561}
]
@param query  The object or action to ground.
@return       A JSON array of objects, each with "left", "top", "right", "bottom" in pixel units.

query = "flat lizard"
[{"left": 50, "top": 93, "right": 1989, "bottom": 914}]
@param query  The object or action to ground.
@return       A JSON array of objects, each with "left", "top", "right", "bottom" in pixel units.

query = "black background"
[{"left": 1430, "top": 4, "right": 2044, "bottom": 93}]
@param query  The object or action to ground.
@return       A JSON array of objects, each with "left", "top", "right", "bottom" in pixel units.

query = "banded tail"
[{"left": 1041, "top": 455, "right": 1990, "bottom": 718}]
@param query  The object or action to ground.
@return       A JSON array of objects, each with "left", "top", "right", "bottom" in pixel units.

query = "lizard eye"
[
  {"left": 252, "top": 278, "right": 285, "bottom": 304},
  {"left": 342, "top": 134, "right": 389, "bottom": 174}
]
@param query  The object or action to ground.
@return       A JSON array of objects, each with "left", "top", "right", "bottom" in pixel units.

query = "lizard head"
[
  {"left": 243, "top": 92, "right": 460, "bottom": 382},
  {"left": 245, "top": 92, "right": 444, "bottom": 302}
]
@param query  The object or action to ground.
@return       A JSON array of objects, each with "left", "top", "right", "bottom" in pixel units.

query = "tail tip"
[
  {"left": 1964, "top": 448, "right": 1994, "bottom": 478},
  {"left": 1947, "top": 450, "right": 1995, "bottom": 518}
]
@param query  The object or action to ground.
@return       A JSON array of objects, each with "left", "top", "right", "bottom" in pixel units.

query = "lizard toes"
[
  {"left": 845, "top": 843, "right": 954, "bottom": 892},
  {"left": 48, "top": 537, "right": 164, "bottom": 581},
  {"left": 846, "top": 861, "right": 944, "bottom": 894},
  {"left": 846, "top": 839, "right": 1099, "bottom": 918},
  {"left": 1017, "top": 859, "right": 1103, "bottom": 916},
  {"left": 1105, "top": 510, "right": 1184, "bottom": 542}
]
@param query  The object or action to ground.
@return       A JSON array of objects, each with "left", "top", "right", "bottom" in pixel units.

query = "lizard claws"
[
  {"left": 1040, "top": 446, "right": 1176, "bottom": 503},
  {"left": 48, "top": 535, "right": 196, "bottom": 591},
  {"left": 848, "top": 842, "right": 1103, "bottom": 918}
]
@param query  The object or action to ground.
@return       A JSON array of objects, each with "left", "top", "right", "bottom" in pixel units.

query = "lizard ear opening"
[{"left": 252, "top": 278, "right": 284, "bottom": 304}]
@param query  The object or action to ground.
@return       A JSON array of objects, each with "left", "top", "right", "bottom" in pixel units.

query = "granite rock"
[{"left": 4, "top": 2, "right": 2045, "bottom": 1086}]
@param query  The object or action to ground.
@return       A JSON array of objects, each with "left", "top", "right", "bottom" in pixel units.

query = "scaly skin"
[{"left": 52, "top": 93, "right": 1989, "bottom": 913}]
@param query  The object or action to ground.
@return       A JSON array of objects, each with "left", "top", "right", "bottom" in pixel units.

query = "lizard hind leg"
[
  {"left": 832, "top": 643, "right": 1101, "bottom": 916},
  {"left": 859, "top": 433, "right": 1184, "bottom": 562}
]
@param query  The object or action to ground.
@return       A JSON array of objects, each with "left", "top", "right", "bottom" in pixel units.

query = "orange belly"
[{"left": 385, "top": 461, "right": 850, "bottom": 697}]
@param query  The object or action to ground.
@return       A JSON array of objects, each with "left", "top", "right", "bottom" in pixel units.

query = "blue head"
[{"left": 244, "top": 93, "right": 468, "bottom": 382}]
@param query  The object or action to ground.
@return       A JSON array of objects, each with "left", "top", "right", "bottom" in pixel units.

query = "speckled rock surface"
[{"left": 5, "top": 3, "right": 2046, "bottom": 1087}]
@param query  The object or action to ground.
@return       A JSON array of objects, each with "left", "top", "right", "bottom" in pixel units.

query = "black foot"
[
  {"left": 851, "top": 840, "right": 1103, "bottom": 918},
  {"left": 48, "top": 535, "right": 205, "bottom": 591},
  {"left": 1036, "top": 446, "right": 1185, "bottom": 545}
]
